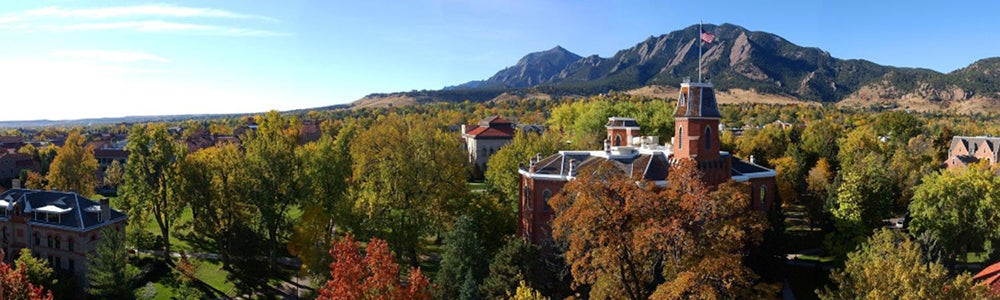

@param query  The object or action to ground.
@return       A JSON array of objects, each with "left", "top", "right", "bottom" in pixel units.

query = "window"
[
  {"left": 704, "top": 127, "right": 711, "bottom": 150},
  {"left": 68, "top": 259, "right": 75, "bottom": 272},
  {"left": 68, "top": 238, "right": 74, "bottom": 252},
  {"left": 523, "top": 187, "right": 532, "bottom": 212},
  {"left": 678, "top": 126, "right": 684, "bottom": 149},
  {"left": 760, "top": 185, "right": 767, "bottom": 208},
  {"left": 47, "top": 235, "right": 53, "bottom": 248},
  {"left": 542, "top": 189, "right": 553, "bottom": 212},
  {"left": 614, "top": 134, "right": 622, "bottom": 146},
  {"left": 33, "top": 233, "right": 39, "bottom": 246},
  {"left": 54, "top": 237, "right": 61, "bottom": 249}
]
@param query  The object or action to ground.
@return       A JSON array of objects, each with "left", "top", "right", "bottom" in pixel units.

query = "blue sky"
[{"left": 0, "top": 1, "right": 997, "bottom": 121}]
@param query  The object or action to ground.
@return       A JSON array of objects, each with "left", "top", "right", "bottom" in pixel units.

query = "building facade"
[
  {"left": 0, "top": 185, "right": 128, "bottom": 281},
  {"left": 946, "top": 136, "right": 1000, "bottom": 169},
  {"left": 462, "top": 116, "right": 516, "bottom": 177},
  {"left": 517, "top": 81, "right": 778, "bottom": 244}
]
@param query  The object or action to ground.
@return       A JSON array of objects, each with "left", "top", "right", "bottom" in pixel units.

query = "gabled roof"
[
  {"left": 479, "top": 115, "right": 513, "bottom": 127},
  {"left": 0, "top": 189, "right": 127, "bottom": 231},
  {"left": 465, "top": 126, "right": 515, "bottom": 139},
  {"left": 975, "top": 261, "right": 1000, "bottom": 294}
]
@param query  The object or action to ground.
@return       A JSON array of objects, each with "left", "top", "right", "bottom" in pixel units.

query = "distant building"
[
  {"left": 462, "top": 116, "right": 516, "bottom": 178},
  {"left": 517, "top": 81, "right": 778, "bottom": 244},
  {"left": 0, "top": 183, "right": 128, "bottom": 282},
  {"left": 946, "top": 136, "right": 1000, "bottom": 169},
  {"left": 0, "top": 153, "right": 36, "bottom": 181},
  {"left": 0, "top": 136, "right": 25, "bottom": 152}
]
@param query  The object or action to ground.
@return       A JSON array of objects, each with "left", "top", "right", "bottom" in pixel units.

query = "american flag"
[{"left": 701, "top": 29, "right": 715, "bottom": 44}]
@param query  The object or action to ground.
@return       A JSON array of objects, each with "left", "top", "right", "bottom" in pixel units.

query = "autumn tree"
[
  {"left": 240, "top": 111, "right": 304, "bottom": 269},
  {"left": 826, "top": 152, "right": 896, "bottom": 259},
  {"left": 550, "top": 160, "right": 773, "bottom": 299},
  {"left": 317, "top": 233, "right": 432, "bottom": 300},
  {"left": 290, "top": 123, "right": 356, "bottom": 275},
  {"left": 178, "top": 142, "right": 251, "bottom": 270},
  {"left": 909, "top": 164, "right": 1000, "bottom": 269},
  {"left": 46, "top": 131, "right": 98, "bottom": 196},
  {"left": 87, "top": 227, "right": 141, "bottom": 299},
  {"left": 350, "top": 113, "right": 468, "bottom": 266},
  {"left": 801, "top": 119, "right": 841, "bottom": 166},
  {"left": 102, "top": 159, "right": 125, "bottom": 189},
  {"left": 0, "top": 252, "right": 53, "bottom": 300},
  {"left": 14, "top": 249, "right": 53, "bottom": 290},
  {"left": 818, "top": 229, "right": 989, "bottom": 300},
  {"left": 805, "top": 158, "right": 834, "bottom": 227},
  {"left": 122, "top": 123, "right": 185, "bottom": 261},
  {"left": 23, "top": 171, "right": 47, "bottom": 190}
]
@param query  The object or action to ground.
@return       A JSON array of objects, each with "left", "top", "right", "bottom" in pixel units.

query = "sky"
[{"left": 1, "top": 1, "right": 998, "bottom": 121}]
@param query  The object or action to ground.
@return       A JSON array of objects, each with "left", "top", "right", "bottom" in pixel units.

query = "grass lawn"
[
  {"left": 797, "top": 254, "right": 836, "bottom": 263},
  {"left": 467, "top": 182, "right": 487, "bottom": 192},
  {"left": 141, "top": 207, "right": 195, "bottom": 251}
]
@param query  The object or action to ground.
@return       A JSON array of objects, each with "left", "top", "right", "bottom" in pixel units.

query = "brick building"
[
  {"left": 946, "top": 136, "right": 1000, "bottom": 169},
  {"left": 0, "top": 184, "right": 128, "bottom": 282},
  {"left": 517, "top": 80, "right": 778, "bottom": 244}
]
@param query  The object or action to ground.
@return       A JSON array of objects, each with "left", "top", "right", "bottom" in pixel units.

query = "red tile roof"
[
  {"left": 465, "top": 126, "right": 515, "bottom": 139},
  {"left": 975, "top": 261, "right": 1000, "bottom": 294}
]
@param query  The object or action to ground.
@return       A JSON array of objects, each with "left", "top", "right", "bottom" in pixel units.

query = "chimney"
[
  {"left": 536, "top": 153, "right": 542, "bottom": 163},
  {"left": 11, "top": 178, "right": 20, "bottom": 189},
  {"left": 461, "top": 124, "right": 466, "bottom": 134},
  {"left": 100, "top": 198, "right": 111, "bottom": 223},
  {"left": 604, "top": 139, "right": 611, "bottom": 153},
  {"left": 749, "top": 155, "right": 756, "bottom": 164}
]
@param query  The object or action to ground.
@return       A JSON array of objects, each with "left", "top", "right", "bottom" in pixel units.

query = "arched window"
[
  {"left": 614, "top": 134, "right": 622, "bottom": 146},
  {"left": 68, "top": 238, "right": 75, "bottom": 252},
  {"left": 33, "top": 232, "right": 40, "bottom": 246},
  {"left": 523, "top": 187, "right": 532, "bottom": 211},
  {"left": 704, "top": 127, "right": 711, "bottom": 150},
  {"left": 678, "top": 126, "right": 684, "bottom": 149},
  {"left": 760, "top": 185, "right": 767, "bottom": 208},
  {"left": 542, "top": 189, "right": 553, "bottom": 212}
]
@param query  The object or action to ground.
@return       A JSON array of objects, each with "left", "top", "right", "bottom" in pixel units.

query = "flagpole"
[{"left": 698, "top": 20, "right": 702, "bottom": 83}]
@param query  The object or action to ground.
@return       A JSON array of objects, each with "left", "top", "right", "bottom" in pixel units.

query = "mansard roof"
[
  {"left": 0, "top": 189, "right": 127, "bottom": 231},
  {"left": 674, "top": 82, "right": 722, "bottom": 119}
]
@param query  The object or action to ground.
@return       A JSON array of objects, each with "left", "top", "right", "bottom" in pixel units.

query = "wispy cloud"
[
  {"left": 59, "top": 21, "right": 288, "bottom": 37},
  {"left": 51, "top": 50, "right": 170, "bottom": 63},
  {"left": 24, "top": 5, "right": 277, "bottom": 22},
  {"left": 0, "top": 4, "right": 286, "bottom": 37}
]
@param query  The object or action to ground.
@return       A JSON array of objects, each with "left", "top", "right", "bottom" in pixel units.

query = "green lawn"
[{"left": 141, "top": 207, "right": 195, "bottom": 251}]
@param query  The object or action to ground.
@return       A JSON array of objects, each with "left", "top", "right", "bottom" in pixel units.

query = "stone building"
[
  {"left": 462, "top": 116, "right": 516, "bottom": 178},
  {"left": 946, "top": 136, "right": 1000, "bottom": 169},
  {"left": 0, "top": 183, "right": 128, "bottom": 282}
]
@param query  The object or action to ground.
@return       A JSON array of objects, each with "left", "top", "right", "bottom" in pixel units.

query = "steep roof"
[
  {"left": 479, "top": 115, "right": 513, "bottom": 127},
  {"left": 674, "top": 82, "right": 722, "bottom": 119},
  {"left": 522, "top": 149, "right": 772, "bottom": 184},
  {"left": 975, "top": 261, "right": 1000, "bottom": 294},
  {"left": 0, "top": 189, "right": 127, "bottom": 231}
]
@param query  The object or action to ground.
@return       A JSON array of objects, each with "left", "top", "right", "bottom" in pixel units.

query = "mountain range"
[{"left": 356, "top": 23, "right": 1000, "bottom": 113}]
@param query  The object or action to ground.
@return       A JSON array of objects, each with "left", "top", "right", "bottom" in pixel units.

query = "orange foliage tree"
[
  {"left": 0, "top": 253, "right": 54, "bottom": 300},
  {"left": 318, "top": 234, "right": 432, "bottom": 300},
  {"left": 550, "top": 159, "right": 774, "bottom": 300}
]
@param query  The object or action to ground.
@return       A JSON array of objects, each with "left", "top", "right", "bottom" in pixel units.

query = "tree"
[
  {"left": 436, "top": 216, "right": 487, "bottom": 300},
  {"left": 178, "top": 142, "right": 251, "bottom": 270},
  {"left": 290, "top": 123, "right": 357, "bottom": 276},
  {"left": 805, "top": 158, "right": 834, "bottom": 227},
  {"left": 241, "top": 111, "right": 303, "bottom": 269},
  {"left": 909, "top": 164, "right": 1000, "bottom": 269},
  {"left": 818, "top": 229, "right": 989, "bottom": 300},
  {"left": 485, "top": 130, "right": 561, "bottom": 209},
  {"left": 350, "top": 113, "right": 468, "bottom": 266},
  {"left": 46, "top": 131, "right": 98, "bottom": 196},
  {"left": 23, "top": 171, "right": 47, "bottom": 190},
  {"left": 0, "top": 252, "right": 53, "bottom": 300},
  {"left": 14, "top": 249, "right": 53, "bottom": 289},
  {"left": 550, "top": 160, "right": 773, "bottom": 299},
  {"left": 122, "top": 123, "right": 185, "bottom": 261},
  {"left": 801, "top": 119, "right": 841, "bottom": 165},
  {"left": 508, "top": 281, "right": 547, "bottom": 300},
  {"left": 480, "top": 237, "right": 560, "bottom": 300},
  {"left": 317, "top": 233, "right": 432, "bottom": 300},
  {"left": 87, "top": 227, "right": 141, "bottom": 299},
  {"left": 826, "top": 153, "right": 896, "bottom": 259},
  {"left": 102, "top": 159, "right": 125, "bottom": 189}
]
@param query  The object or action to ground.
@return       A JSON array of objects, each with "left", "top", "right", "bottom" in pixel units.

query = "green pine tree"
[{"left": 87, "top": 227, "right": 140, "bottom": 298}]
